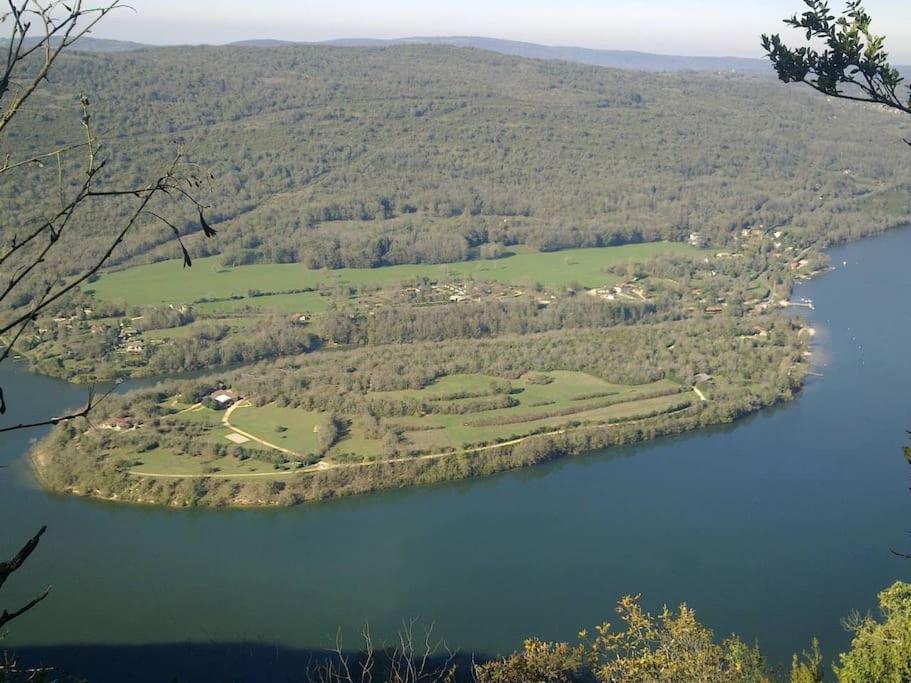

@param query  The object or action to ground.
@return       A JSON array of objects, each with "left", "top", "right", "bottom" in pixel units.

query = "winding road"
[{"left": 221, "top": 401, "right": 301, "bottom": 457}]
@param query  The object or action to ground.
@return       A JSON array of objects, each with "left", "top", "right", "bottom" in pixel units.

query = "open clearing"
[
  {"left": 125, "top": 371, "right": 695, "bottom": 479},
  {"left": 88, "top": 242, "right": 704, "bottom": 308},
  {"left": 227, "top": 404, "right": 324, "bottom": 454},
  {"left": 120, "top": 448, "right": 282, "bottom": 477}
]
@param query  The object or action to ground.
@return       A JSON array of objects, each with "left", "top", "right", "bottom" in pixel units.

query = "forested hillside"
[
  {"left": 14, "top": 42, "right": 859, "bottom": 504},
  {"left": 3, "top": 43, "right": 909, "bottom": 292}
]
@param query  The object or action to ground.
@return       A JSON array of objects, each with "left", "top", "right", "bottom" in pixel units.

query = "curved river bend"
[{"left": 1, "top": 229, "right": 909, "bottom": 681}]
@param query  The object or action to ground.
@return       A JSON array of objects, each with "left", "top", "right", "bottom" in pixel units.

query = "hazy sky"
[{"left": 92, "top": 0, "right": 911, "bottom": 62}]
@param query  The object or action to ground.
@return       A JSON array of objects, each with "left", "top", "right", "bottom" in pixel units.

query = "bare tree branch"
[
  {"left": 0, "top": 586, "right": 51, "bottom": 630},
  {"left": 0, "top": 525, "right": 45, "bottom": 591}
]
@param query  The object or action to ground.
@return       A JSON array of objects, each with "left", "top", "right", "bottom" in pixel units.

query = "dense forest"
[{"left": 1, "top": 43, "right": 909, "bottom": 299}]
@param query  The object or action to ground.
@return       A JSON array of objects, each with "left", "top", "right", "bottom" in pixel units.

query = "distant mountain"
[
  {"left": 230, "top": 39, "right": 302, "bottom": 48},
  {"left": 317, "top": 36, "right": 775, "bottom": 74},
  {"left": 68, "top": 36, "right": 149, "bottom": 52},
  {"left": 20, "top": 35, "right": 910, "bottom": 76},
  {"left": 0, "top": 36, "right": 149, "bottom": 52}
]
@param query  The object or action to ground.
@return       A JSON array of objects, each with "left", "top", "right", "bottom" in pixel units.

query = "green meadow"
[
  {"left": 124, "top": 370, "right": 694, "bottom": 479},
  {"left": 121, "top": 449, "right": 282, "bottom": 477},
  {"left": 228, "top": 405, "right": 324, "bottom": 454},
  {"left": 88, "top": 242, "right": 704, "bottom": 308},
  {"left": 221, "top": 372, "right": 689, "bottom": 464}
]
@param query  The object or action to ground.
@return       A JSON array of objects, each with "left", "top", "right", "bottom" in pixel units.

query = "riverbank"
[
  {"left": 29, "top": 317, "right": 810, "bottom": 508},
  {"left": 29, "top": 398, "right": 779, "bottom": 508},
  {"left": 4, "top": 227, "right": 911, "bottom": 674}
]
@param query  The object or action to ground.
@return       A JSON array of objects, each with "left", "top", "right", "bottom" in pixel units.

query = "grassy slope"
[
  {"left": 114, "top": 372, "right": 691, "bottom": 478},
  {"left": 120, "top": 449, "right": 280, "bottom": 477},
  {"left": 228, "top": 405, "right": 323, "bottom": 454},
  {"left": 88, "top": 242, "right": 703, "bottom": 307}
]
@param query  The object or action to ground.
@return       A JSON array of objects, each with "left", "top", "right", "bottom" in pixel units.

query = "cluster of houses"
[
  {"left": 688, "top": 232, "right": 707, "bottom": 248},
  {"left": 388, "top": 282, "right": 525, "bottom": 307},
  {"left": 97, "top": 387, "right": 242, "bottom": 431},
  {"left": 117, "top": 320, "right": 145, "bottom": 354}
]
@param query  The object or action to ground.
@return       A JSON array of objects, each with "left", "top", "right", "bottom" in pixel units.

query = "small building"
[
  {"left": 100, "top": 417, "right": 137, "bottom": 431},
  {"left": 210, "top": 389, "right": 240, "bottom": 408}
]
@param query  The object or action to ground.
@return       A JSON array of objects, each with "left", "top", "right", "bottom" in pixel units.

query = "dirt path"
[
  {"left": 129, "top": 400, "right": 698, "bottom": 481},
  {"left": 222, "top": 401, "right": 302, "bottom": 457},
  {"left": 129, "top": 428, "right": 569, "bottom": 480},
  {"left": 693, "top": 386, "right": 707, "bottom": 402},
  {"left": 130, "top": 469, "right": 304, "bottom": 480}
]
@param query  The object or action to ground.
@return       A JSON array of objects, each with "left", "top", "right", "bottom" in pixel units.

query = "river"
[{"left": 1, "top": 229, "right": 909, "bottom": 681}]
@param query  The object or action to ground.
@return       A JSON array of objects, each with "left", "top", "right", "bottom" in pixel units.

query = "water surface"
[{"left": 1, "top": 229, "right": 909, "bottom": 681}]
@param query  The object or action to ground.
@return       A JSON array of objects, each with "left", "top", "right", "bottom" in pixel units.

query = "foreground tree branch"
[
  {"left": 764, "top": 2, "right": 911, "bottom": 563},
  {"left": 762, "top": 1, "right": 910, "bottom": 145},
  {"left": 0, "top": 1, "right": 218, "bottom": 638},
  {"left": 0, "top": 526, "right": 49, "bottom": 631},
  {"left": 0, "top": 5, "right": 217, "bottom": 428}
]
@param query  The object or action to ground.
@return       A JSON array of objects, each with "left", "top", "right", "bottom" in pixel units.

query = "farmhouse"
[
  {"left": 100, "top": 417, "right": 137, "bottom": 431},
  {"left": 210, "top": 389, "right": 240, "bottom": 407}
]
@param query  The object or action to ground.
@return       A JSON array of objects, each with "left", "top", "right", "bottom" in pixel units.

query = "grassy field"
[
  {"left": 226, "top": 372, "right": 688, "bottom": 460},
  {"left": 329, "top": 429, "right": 387, "bottom": 461},
  {"left": 120, "top": 449, "right": 282, "bottom": 477},
  {"left": 416, "top": 374, "right": 685, "bottom": 446},
  {"left": 88, "top": 242, "right": 704, "bottom": 307},
  {"left": 371, "top": 373, "right": 513, "bottom": 400},
  {"left": 119, "top": 371, "right": 693, "bottom": 478},
  {"left": 228, "top": 404, "right": 324, "bottom": 454},
  {"left": 168, "top": 405, "right": 223, "bottom": 425},
  {"left": 191, "top": 292, "right": 333, "bottom": 315}
]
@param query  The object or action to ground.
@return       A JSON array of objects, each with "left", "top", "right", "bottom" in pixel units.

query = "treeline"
[
  {"left": 319, "top": 296, "right": 662, "bottom": 346},
  {"left": 146, "top": 322, "right": 320, "bottom": 375},
  {"left": 229, "top": 314, "right": 807, "bottom": 405}
]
